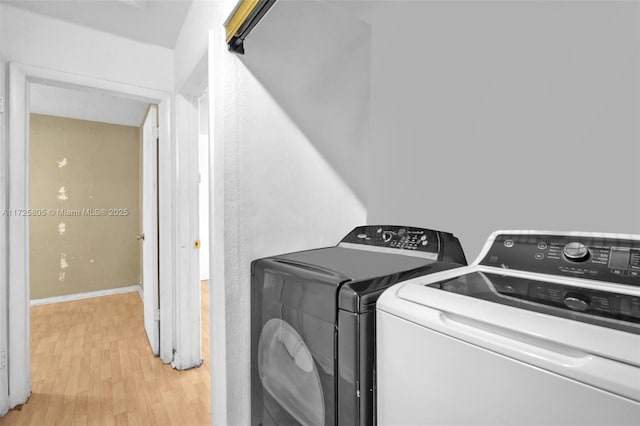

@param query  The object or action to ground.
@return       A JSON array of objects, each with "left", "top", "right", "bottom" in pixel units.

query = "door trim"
[
  {"left": 4, "top": 62, "right": 175, "bottom": 409},
  {"left": 7, "top": 63, "right": 29, "bottom": 408}
]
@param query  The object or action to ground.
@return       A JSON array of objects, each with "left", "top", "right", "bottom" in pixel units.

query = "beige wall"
[{"left": 30, "top": 113, "right": 141, "bottom": 300}]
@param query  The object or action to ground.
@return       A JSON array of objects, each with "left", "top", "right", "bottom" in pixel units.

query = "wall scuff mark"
[
  {"left": 59, "top": 253, "right": 69, "bottom": 282},
  {"left": 60, "top": 253, "right": 69, "bottom": 269},
  {"left": 57, "top": 186, "right": 68, "bottom": 201}
]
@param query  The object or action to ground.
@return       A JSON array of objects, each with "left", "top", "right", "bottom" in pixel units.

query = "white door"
[{"left": 142, "top": 105, "right": 159, "bottom": 355}]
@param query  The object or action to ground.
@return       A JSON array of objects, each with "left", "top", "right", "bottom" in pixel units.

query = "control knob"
[
  {"left": 564, "top": 292, "right": 591, "bottom": 312},
  {"left": 563, "top": 242, "right": 590, "bottom": 262}
]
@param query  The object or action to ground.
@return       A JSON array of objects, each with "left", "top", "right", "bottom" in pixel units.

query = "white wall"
[
  {"left": 239, "top": 1, "right": 371, "bottom": 203},
  {"left": 0, "top": 4, "right": 173, "bottom": 91},
  {"left": 367, "top": 1, "right": 640, "bottom": 260},
  {"left": 173, "top": 0, "right": 217, "bottom": 93},
  {"left": 175, "top": 1, "right": 369, "bottom": 424},
  {"left": 30, "top": 83, "right": 148, "bottom": 126}
]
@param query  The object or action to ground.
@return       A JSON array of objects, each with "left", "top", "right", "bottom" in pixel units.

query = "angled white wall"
[
  {"left": 366, "top": 1, "right": 640, "bottom": 259},
  {"left": 0, "top": 4, "right": 173, "bottom": 91},
  {"left": 239, "top": 1, "right": 371, "bottom": 204},
  {"left": 175, "top": 1, "right": 369, "bottom": 424}
]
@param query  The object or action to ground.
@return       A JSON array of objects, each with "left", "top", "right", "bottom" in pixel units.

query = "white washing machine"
[{"left": 377, "top": 230, "right": 640, "bottom": 426}]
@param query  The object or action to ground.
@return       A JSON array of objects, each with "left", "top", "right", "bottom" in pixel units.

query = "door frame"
[{"left": 4, "top": 62, "right": 175, "bottom": 409}]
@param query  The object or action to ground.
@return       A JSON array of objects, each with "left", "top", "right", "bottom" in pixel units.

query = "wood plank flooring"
[{"left": 0, "top": 282, "right": 211, "bottom": 426}]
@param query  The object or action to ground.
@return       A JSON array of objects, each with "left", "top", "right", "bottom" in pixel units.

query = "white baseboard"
[
  {"left": 137, "top": 284, "right": 144, "bottom": 301},
  {"left": 30, "top": 284, "right": 143, "bottom": 306}
]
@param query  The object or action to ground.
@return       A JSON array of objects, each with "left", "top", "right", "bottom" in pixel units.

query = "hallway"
[{"left": 0, "top": 282, "right": 211, "bottom": 425}]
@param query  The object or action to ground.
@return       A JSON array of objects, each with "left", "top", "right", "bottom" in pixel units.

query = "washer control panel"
[
  {"left": 340, "top": 225, "right": 439, "bottom": 254},
  {"left": 480, "top": 233, "right": 640, "bottom": 286}
]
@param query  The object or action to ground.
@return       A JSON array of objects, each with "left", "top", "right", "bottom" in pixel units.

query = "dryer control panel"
[
  {"left": 339, "top": 225, "right": 467, "bottom": 264},
  {"left": 480, "top": 233, "right": 640, "bottom": 286},
  {"left": 340, "top": 225, "right": 440, "bottom": 254}
]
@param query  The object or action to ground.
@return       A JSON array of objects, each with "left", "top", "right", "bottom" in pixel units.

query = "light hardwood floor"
[{"left": 0, "top": 282, "right": 211, "bottom": 426}]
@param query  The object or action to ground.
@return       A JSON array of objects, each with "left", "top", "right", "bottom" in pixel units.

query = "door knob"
[{"left": 136, "top": 233, "right": 145, "bottom": 241}]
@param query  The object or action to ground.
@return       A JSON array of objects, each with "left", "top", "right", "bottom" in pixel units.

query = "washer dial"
[
  {"left": 563, "top": 242, "right": 590, "bottom": 262},
  {"left": 564, "top": 292, "right": 591, "bottom": 312}
]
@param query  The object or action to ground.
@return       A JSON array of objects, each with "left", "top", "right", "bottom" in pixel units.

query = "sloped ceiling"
[{"left": 1, "top": 0, "right": 192, "bottom": 48}]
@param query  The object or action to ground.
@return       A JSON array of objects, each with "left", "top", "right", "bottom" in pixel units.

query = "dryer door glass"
[{"left": 258, "top": 318, "right": 325, "bottom": 426}]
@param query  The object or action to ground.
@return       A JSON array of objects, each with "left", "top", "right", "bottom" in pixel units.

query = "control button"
[
  {"left": 421, "top": 240, "right": 428, "bottom": 246},
  {"left": 504, "top": 285, "right": 515, "bottom": 294},
  {"left": 398, "top": 228, "right": 406, "bottom": 236},
  {"left": 377, "top": 228, "right": 382, "bottom": 233},
  {"left": 564, "top": 293, "right": 591, "bottom": 312},
  {"left": 420, "top": 235, "right": 427, "bottom": 241},
  {"left": 504, "top": 240, "right": 514, "bottom": 248},
  {"left": 535, "top": 253, "right": 544, "bottom": 260},
  {"left": 357, "top": 233, "right": 367, "bottom": 239},
  {"left": 563, "top": 242, "right": 590, "bottom": 262},
  {"left": 382, "top": 232, "right": 392, "bottom": 242},
  {"left": 630, "top": 271, "right": 639, "bottom": 277},
  {"left": 612, "top": 269, "right": 622, "bottom": 275},
  {"left": 537, "top": 242, "right": 547, "bottom": 250}
]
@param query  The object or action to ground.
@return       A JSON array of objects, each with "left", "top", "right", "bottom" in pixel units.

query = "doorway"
[
  {"left": 26, "top": 81, "right": 161, "bottom": 395},
  {"left": 4, "top": 63, "right": 175, "bottom": 409}
]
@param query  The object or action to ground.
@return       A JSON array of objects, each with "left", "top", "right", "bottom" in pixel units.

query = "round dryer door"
[{"left": 258, "top": 318, "right": 325, "bottom": 426}]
